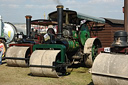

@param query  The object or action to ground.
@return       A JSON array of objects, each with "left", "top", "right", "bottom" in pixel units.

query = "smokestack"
[
  {"left": 124, "top": 0, "right": 128, "bottom": 32},
  {"left": 56, "top": 5, "right": 64, "bottom": 38},
  {"left": 25, "top": 15, "right": 32, "bottom": 38}
]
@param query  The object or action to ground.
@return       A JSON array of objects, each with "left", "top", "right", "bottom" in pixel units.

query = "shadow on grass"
[
  {"left": 28, "top": 71, "right": 71, "bottom": 78},
  {"left": 88, "top": 81, "right": 94, "bottom": 85},
  {"left": 69, "top": 63, "right": 90, "bottom": 68}
]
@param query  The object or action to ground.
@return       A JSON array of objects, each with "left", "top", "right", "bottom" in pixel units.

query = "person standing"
[{"left": 0, "top": 40, "right": 5, "bottom": 65}]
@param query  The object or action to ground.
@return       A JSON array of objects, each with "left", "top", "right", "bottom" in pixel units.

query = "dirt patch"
[{"left": 0, "top": 62, "right": 93, "bottom": 85}]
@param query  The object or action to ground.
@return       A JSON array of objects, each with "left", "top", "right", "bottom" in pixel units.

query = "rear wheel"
[{"left": 84, "top": 38, "right": 102, "bottom": 67}]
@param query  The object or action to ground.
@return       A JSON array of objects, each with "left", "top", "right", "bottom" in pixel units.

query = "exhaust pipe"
[
  {"left": 25, "top": 15, "right": 32, "bottom": 38},
  {"left": 56, "top": 5, "right": 64, "bottom": 38}
]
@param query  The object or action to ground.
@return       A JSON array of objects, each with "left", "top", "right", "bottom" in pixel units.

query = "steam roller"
[
  {"left": 5, "top": 5, "right": 103, "bottom": 77},
  {"left": 5, "top": 15, "right": 34, "bottom": 67},
  {"left": 29, "top": 5, "right": 102, "bottom": 77},
  {"left": 92, "top": 31, "right": 128, "bottom": 85}
]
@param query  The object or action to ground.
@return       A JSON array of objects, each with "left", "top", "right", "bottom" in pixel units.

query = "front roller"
[
  {"left": 92, "top": 53, "right": 128, "bottom": 85},
  {"left": 30, "top": 50, "right": 66, "bottom": 78},
  {"left": 6, "top": 46, "right": 30, "bottom": 67}
]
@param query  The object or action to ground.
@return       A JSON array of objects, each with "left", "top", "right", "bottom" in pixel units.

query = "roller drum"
[
  {"left": 92, "top": 53, "right": 128, "bottom": 85},
  {"left": 6, "top": 46, "right": 29, "bottom": 67},
  {"left": 30, "top": 50, "right": 61, "bottom": 78}
]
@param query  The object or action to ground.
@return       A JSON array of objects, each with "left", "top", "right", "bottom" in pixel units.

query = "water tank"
[{"left": 3, "top": 22, "right": 17, "bottom": 43}]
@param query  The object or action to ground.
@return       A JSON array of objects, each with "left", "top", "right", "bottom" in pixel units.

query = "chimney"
[
  {"left": 25, "top": 15, "right": 32, "bottom": 38},
  {"left": 56, "top": 5, "right": 64, "bottom": 38}
]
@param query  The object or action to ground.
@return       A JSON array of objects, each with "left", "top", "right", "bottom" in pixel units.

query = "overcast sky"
[{"left": 0, "top": 0, "right": 124, "bottom": 23}]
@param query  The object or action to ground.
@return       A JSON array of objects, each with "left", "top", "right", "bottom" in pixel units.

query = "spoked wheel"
[{"left": 84, "top": 38, "right": 102, "bottom": 67}]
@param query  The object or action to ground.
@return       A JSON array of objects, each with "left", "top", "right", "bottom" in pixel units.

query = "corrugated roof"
[{"left": 104, "top": 18, "right": 124, "bottom": 25}]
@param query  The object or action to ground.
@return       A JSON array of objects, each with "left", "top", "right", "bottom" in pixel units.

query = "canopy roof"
[
  {"left": 77, "top": 13, "right": 105, "bottom": 23},
  {"left": 31, "top": 19, "right": 57, "bottom": 26},
  {"left": 48, "top": 10, "right": 105, "bottom": 24}
]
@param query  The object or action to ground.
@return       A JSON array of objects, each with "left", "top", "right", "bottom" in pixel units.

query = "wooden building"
[{"left": 89, "top": 18, "right": 124, "bottom": 47}]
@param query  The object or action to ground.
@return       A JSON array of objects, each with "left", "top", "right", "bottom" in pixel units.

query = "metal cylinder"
[
  {"left": 30, "top": 50, "right": 61, "bottom": 78},
  {"left": 111, "top": 31, "right": 128, "bottom": 47},
  {"left": 3, "top": 22, "right": 17, "bottom": 43},
  {"left": 124, "top": 0, "right": 128, "bottom": 32},
  {"left": 25, "top": 15, "right": 32, "bottom": 37},
  {"left": 92, "top": 53, "right": 128, "bottom": 85},
  {"left": 56, "top": 5, "right": 64, "bottom": 38},
  {"left": 56, "top": 39, "right": 79, "bottom": 52}
]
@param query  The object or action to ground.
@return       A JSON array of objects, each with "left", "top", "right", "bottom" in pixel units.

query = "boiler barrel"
[{"left": 92, "top": 53, "right": 128, "bottom": 85}]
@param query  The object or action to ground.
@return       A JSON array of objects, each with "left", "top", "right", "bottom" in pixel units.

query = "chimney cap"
[
  {"left": 25, "top": 15, "right": 32, "bottom": 19},
  {"left": 56, "top": 5, "right": 64, "bottom": 8}
]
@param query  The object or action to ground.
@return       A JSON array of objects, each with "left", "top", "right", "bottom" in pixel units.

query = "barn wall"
[{"left": 88, "top": 22, "right": 124, "bottom": 47}]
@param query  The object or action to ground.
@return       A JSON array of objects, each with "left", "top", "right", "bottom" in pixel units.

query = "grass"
[{"left": 0, "top": 63, "right": 93, "bottom": 85}]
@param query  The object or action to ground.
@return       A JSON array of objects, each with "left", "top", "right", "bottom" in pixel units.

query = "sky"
[{"left": 0, "top": 0, "right": 124, "bottom": 23}]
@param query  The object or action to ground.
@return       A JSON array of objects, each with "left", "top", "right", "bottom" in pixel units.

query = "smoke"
[{"left": 53, "top": 0, "right": 62, "bottom": 5}]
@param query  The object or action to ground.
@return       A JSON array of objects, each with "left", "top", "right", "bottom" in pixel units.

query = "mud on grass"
[{"left": 0, "top": 63, "right": 93, "bottom": 85}]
